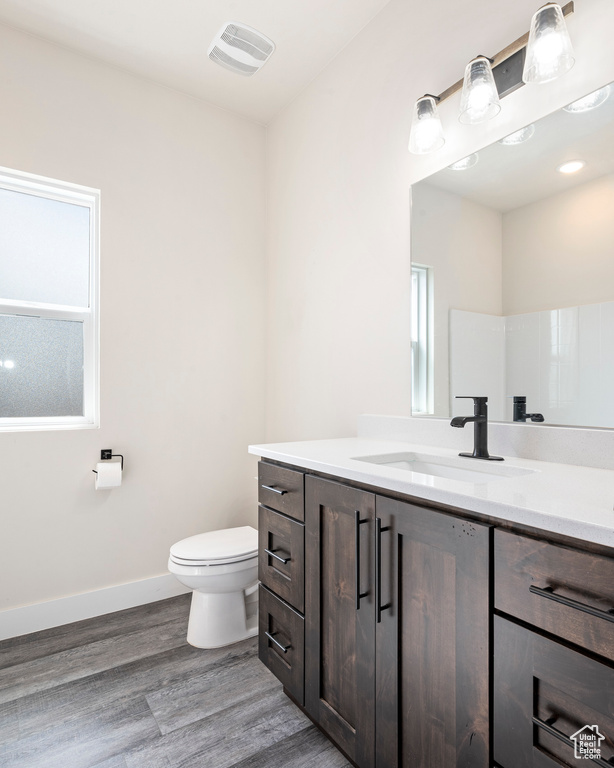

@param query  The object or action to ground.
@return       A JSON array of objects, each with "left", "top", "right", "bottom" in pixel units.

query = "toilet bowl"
[{"left": 168, "top": 526, "right": 259, "bottom": 648}]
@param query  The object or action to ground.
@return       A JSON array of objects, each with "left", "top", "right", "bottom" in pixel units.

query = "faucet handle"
[{"left": 455, "top": 396, "right": 488, "bottom": 417}]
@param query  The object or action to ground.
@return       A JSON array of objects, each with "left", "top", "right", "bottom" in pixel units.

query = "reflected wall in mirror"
[{"left": 410, "top": 81, "right": 614, "bottom": 428}]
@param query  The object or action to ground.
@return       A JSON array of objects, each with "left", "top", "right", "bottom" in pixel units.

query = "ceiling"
[
  {"left": 0, "top": 0, "right": 392, "bottom": 124},
  {"left": 422, "top": 81, "right": 614, "bottom": 212}
]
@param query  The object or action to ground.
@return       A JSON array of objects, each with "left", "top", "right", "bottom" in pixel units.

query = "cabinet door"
[
  {"left": 494, "top": 616, "right": 614, "bottom": 768},
  {"left": 305, "top": 475, "right": 376, "bottom": 768},
  {"left": 376, "top": 497, "right": 491, "bottom": 768}
]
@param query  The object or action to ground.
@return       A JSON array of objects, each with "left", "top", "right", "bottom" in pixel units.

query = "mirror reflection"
[{"left": 410, "top": 81, "right": 614, "bottom": 428}]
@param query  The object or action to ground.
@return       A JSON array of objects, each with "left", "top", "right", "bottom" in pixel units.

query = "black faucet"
[
  {"left": 450, "top": 396, "right": 503, "bottom": 461},
  {"left": 512, "top": 396, "right": 544, "bottom": 423}
]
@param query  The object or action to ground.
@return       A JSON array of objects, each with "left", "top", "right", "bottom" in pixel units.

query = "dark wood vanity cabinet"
[
  {"left": 256, "top": 460, "right": 614, "bottom": 768},
  {"left": 494, "top": 616, "right": 614, "bottom": 767},
  {"left": 495, "top": 529, "right": 614, "bottom": 659},
  {"left": 303, "top": 476, "right": 490, "bottom": 768},
  {"left": 257, "top": 462, "right": 306, "bottom": 706},
  {"left": 258, "top": 584, "right": 305, "bottom": 704},
  {"left": 304, "top": 476, "right": 377, "bottom": 768},
  {"left": 493, "top": 529, "right": 614, "bottom": 768},
  {"left": 375, "top": 496, "right": 490, "bottom": 768},
  {"left": 258, "top": 504, "right": 305, "bottom": 612}
]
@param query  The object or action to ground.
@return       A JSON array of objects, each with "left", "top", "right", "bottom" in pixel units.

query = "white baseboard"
[{"left": 0, "top": 574, "right": 191, "bottom": 641}]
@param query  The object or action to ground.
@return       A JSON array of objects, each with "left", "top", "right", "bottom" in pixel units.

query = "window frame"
[
  {"left": 411, "top": 263, "right": 433, "bottom": 415},
  {"left": 0, "top": 166, "right": 100, "bottom": 432}
]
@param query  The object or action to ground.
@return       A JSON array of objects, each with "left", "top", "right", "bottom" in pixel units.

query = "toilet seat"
[
  {"left": 169, "top": 526, "right": 258, "bottom": 567},
  {"left": 169, "top": 551, "right": 257, "bottom": 567}
]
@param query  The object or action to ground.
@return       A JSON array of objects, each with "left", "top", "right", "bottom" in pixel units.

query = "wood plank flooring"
[{"left": 0, "top": 594, "right": 350, "bottom": 768}]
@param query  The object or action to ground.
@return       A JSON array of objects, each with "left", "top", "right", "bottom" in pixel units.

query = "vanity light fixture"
[
  {"left": 448, "top": 153, "right": 479, "bottom": 171},
  {"left": 563, "top": 84, "right": 610, "bottom": 113},
  {"left": 459, "top": 57, "right": 501, "bottom": 124},
  {"left": 557, "top": 159, "right": 585, "bottom": 174},
  {"left": 408, "top": 95, "right": 446, "bottom": 154},
  {"left": 523, "top": 3, "right": 575, "bottom": 84},
  {"left": 498, "top": 124, "right": 536, "bottom": 145},
  {"left": 407, "top": 2, "right": 574, "bottom": 154}
]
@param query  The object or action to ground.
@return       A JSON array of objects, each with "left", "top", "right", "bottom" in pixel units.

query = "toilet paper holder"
[{"left": 92, "top": 449, "right": 124, "bottom": 474}]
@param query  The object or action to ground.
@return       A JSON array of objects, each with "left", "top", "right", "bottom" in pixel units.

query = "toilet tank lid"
[{"left": 170, "top": 526, "right": 258, "bottom": 562}]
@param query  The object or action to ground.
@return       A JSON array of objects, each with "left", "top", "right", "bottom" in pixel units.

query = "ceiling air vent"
[{"left": 208, "top": 22, "right": 275, "bottom": 77}]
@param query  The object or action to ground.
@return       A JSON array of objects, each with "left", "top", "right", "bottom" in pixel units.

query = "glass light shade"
[
  {"left": 563, "top": 85, "right": 610, "bottom": 113},
  {"left": 459, "top": 56, "right": 501, "bottom": 124},
  {"left": 408, "top": 96, "right": 445, "bottom": 155},
  {"left": 448, "top": 153, "right": 479, "bottom": 171},
  {"left": 523, "top": 3, "right": 575, "bottom": 84},
  {"left": 498, "top": 124, "right": 536, "bottom": 145}
]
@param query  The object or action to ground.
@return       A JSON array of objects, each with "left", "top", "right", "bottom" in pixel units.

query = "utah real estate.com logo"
[{"left": 570, "top": 725, "right": 605, "bottom": 760}]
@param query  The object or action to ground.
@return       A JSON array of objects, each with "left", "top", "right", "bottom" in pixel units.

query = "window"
[
  {"left": 411, "top": 264, "right": 433, "bottom": 414},
  {"left": 0, "top": 167, "right": 99, "bottom": 431}
]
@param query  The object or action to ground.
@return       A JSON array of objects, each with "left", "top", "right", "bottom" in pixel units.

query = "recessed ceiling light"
[
  {"left": 447, "top": 153, "right": 479, "bottom": 171},
  {"left": 498, "top": 124, "right": 536, "bottom": 145},
  {"left": 557, "top": 160, "right": 585, "bottom": 174},
  {"left": 563, "top": 85, "right": 610, "bottom": 113}
]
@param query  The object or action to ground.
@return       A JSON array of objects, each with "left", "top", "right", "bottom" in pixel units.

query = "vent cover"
[{"left": 208, "top": 22, "right": 275, "bottom": 77}]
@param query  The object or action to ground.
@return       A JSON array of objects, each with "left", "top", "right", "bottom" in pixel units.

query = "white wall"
[
  {"left": 0, "top": 25, "right": 266, "bottom": 614},
  {"left": 503, "top": 173, "right": 614, "bottom": 315},
  {"left": 412, "top": 184, "right": 502, "bottom": 417},
  {"left": 265, "top": 0, "right": 614, "bottom": 443}
]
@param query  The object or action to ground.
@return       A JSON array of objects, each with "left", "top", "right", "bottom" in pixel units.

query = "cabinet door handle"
[
  {"left": 264, "top": 548, "right": 290, "bottom": 564},
  {"left": 265, "top": 631, "right": 291, "bottom": 653},
  {"left": 530, "top": 585, "right": 614, "bottom": 624},
  {"left": 261, "top": 484, "right": 288, "bottom": 495},
  {"left": 376, "top": 517, "right": 392, "bottom": 624},
  {"left": 355, "top": 510, "right": 369, "bottom": 610},
  {"left": 532, "top": 716, "right": 614, "bottom": 766}
]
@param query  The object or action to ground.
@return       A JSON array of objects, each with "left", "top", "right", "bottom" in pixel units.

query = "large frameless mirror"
[{"left": 410, "top": 80, "right": 614, "bottom": 428}]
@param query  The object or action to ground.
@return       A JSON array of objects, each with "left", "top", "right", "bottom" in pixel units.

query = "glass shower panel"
[
  {"left": 0, "top": 315, "right": 84, "bottom": 417},
  {"left": 0, "top": 188, "right": 90, "bottom": 307}
]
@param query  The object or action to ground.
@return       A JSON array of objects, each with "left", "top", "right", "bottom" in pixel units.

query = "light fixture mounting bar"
[{"left": 436, "top": 1, "right": 574, "bottom": 104}]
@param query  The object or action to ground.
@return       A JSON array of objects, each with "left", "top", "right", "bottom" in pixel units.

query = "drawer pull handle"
[
  {"left": 532, "top": 716, "right": 614, "bottom": 766},
  {"left": 261, "top": 484, "right": 288, "bottom": 495},
  {"left": 265, "top": 631, "right": 291, "bottom": 653},
  {"left": 264, "top": 548, "right": 290, "bottom": 564},
  {"left": 355, "top": 511, "right": 369, "bottom": 610},
  {"left": 530, "top": 585, "right": 614, "bottom": 624},
  {"left": 376, "top": 517, "right": 392, "bottom": 624}
]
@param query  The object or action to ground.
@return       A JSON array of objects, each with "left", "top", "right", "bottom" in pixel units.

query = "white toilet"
[{"left": 168, "top": 525, "right": 259, "bottom": 649}]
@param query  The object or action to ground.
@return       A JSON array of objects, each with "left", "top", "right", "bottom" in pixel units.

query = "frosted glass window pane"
[
  {"left": 0, "top": 188, "right": 90, "bottom": 307},
  {"left": 0, "top": 315, "right": 84, "bottom": 417}
]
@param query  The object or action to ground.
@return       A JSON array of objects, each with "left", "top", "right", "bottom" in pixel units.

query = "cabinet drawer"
[
  {"left": 258, "top": 505, "right": 304, "bottom": 612},
  {"left": 495, "top": 529, "right": 614, "bottom": 660},
  {"left": 258, "top": 462, "right": 304, "bottom": 522},
  {"left": 258, "top": 585, "right": 304, "bottom": 706},
  {"left": 494, "top": 616, "right": 614, "bottom": 768}
]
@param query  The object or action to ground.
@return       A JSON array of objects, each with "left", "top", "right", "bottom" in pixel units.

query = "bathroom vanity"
[{"left": 250, "top": 437, "right": 614, "bottom": 768}]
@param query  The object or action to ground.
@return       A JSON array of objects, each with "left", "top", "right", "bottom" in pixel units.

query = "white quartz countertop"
[{"left": 249, "top": 437, "right": 614, "bottom": 548}]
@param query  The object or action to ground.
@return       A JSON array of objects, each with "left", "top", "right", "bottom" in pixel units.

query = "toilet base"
[{"left": 186, "top": 588, "right": 258, "bottom": 649}]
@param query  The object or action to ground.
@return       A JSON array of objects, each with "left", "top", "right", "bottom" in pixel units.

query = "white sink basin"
[{"left": 352, "top": 451, "right": 537, "bottom": 485}]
